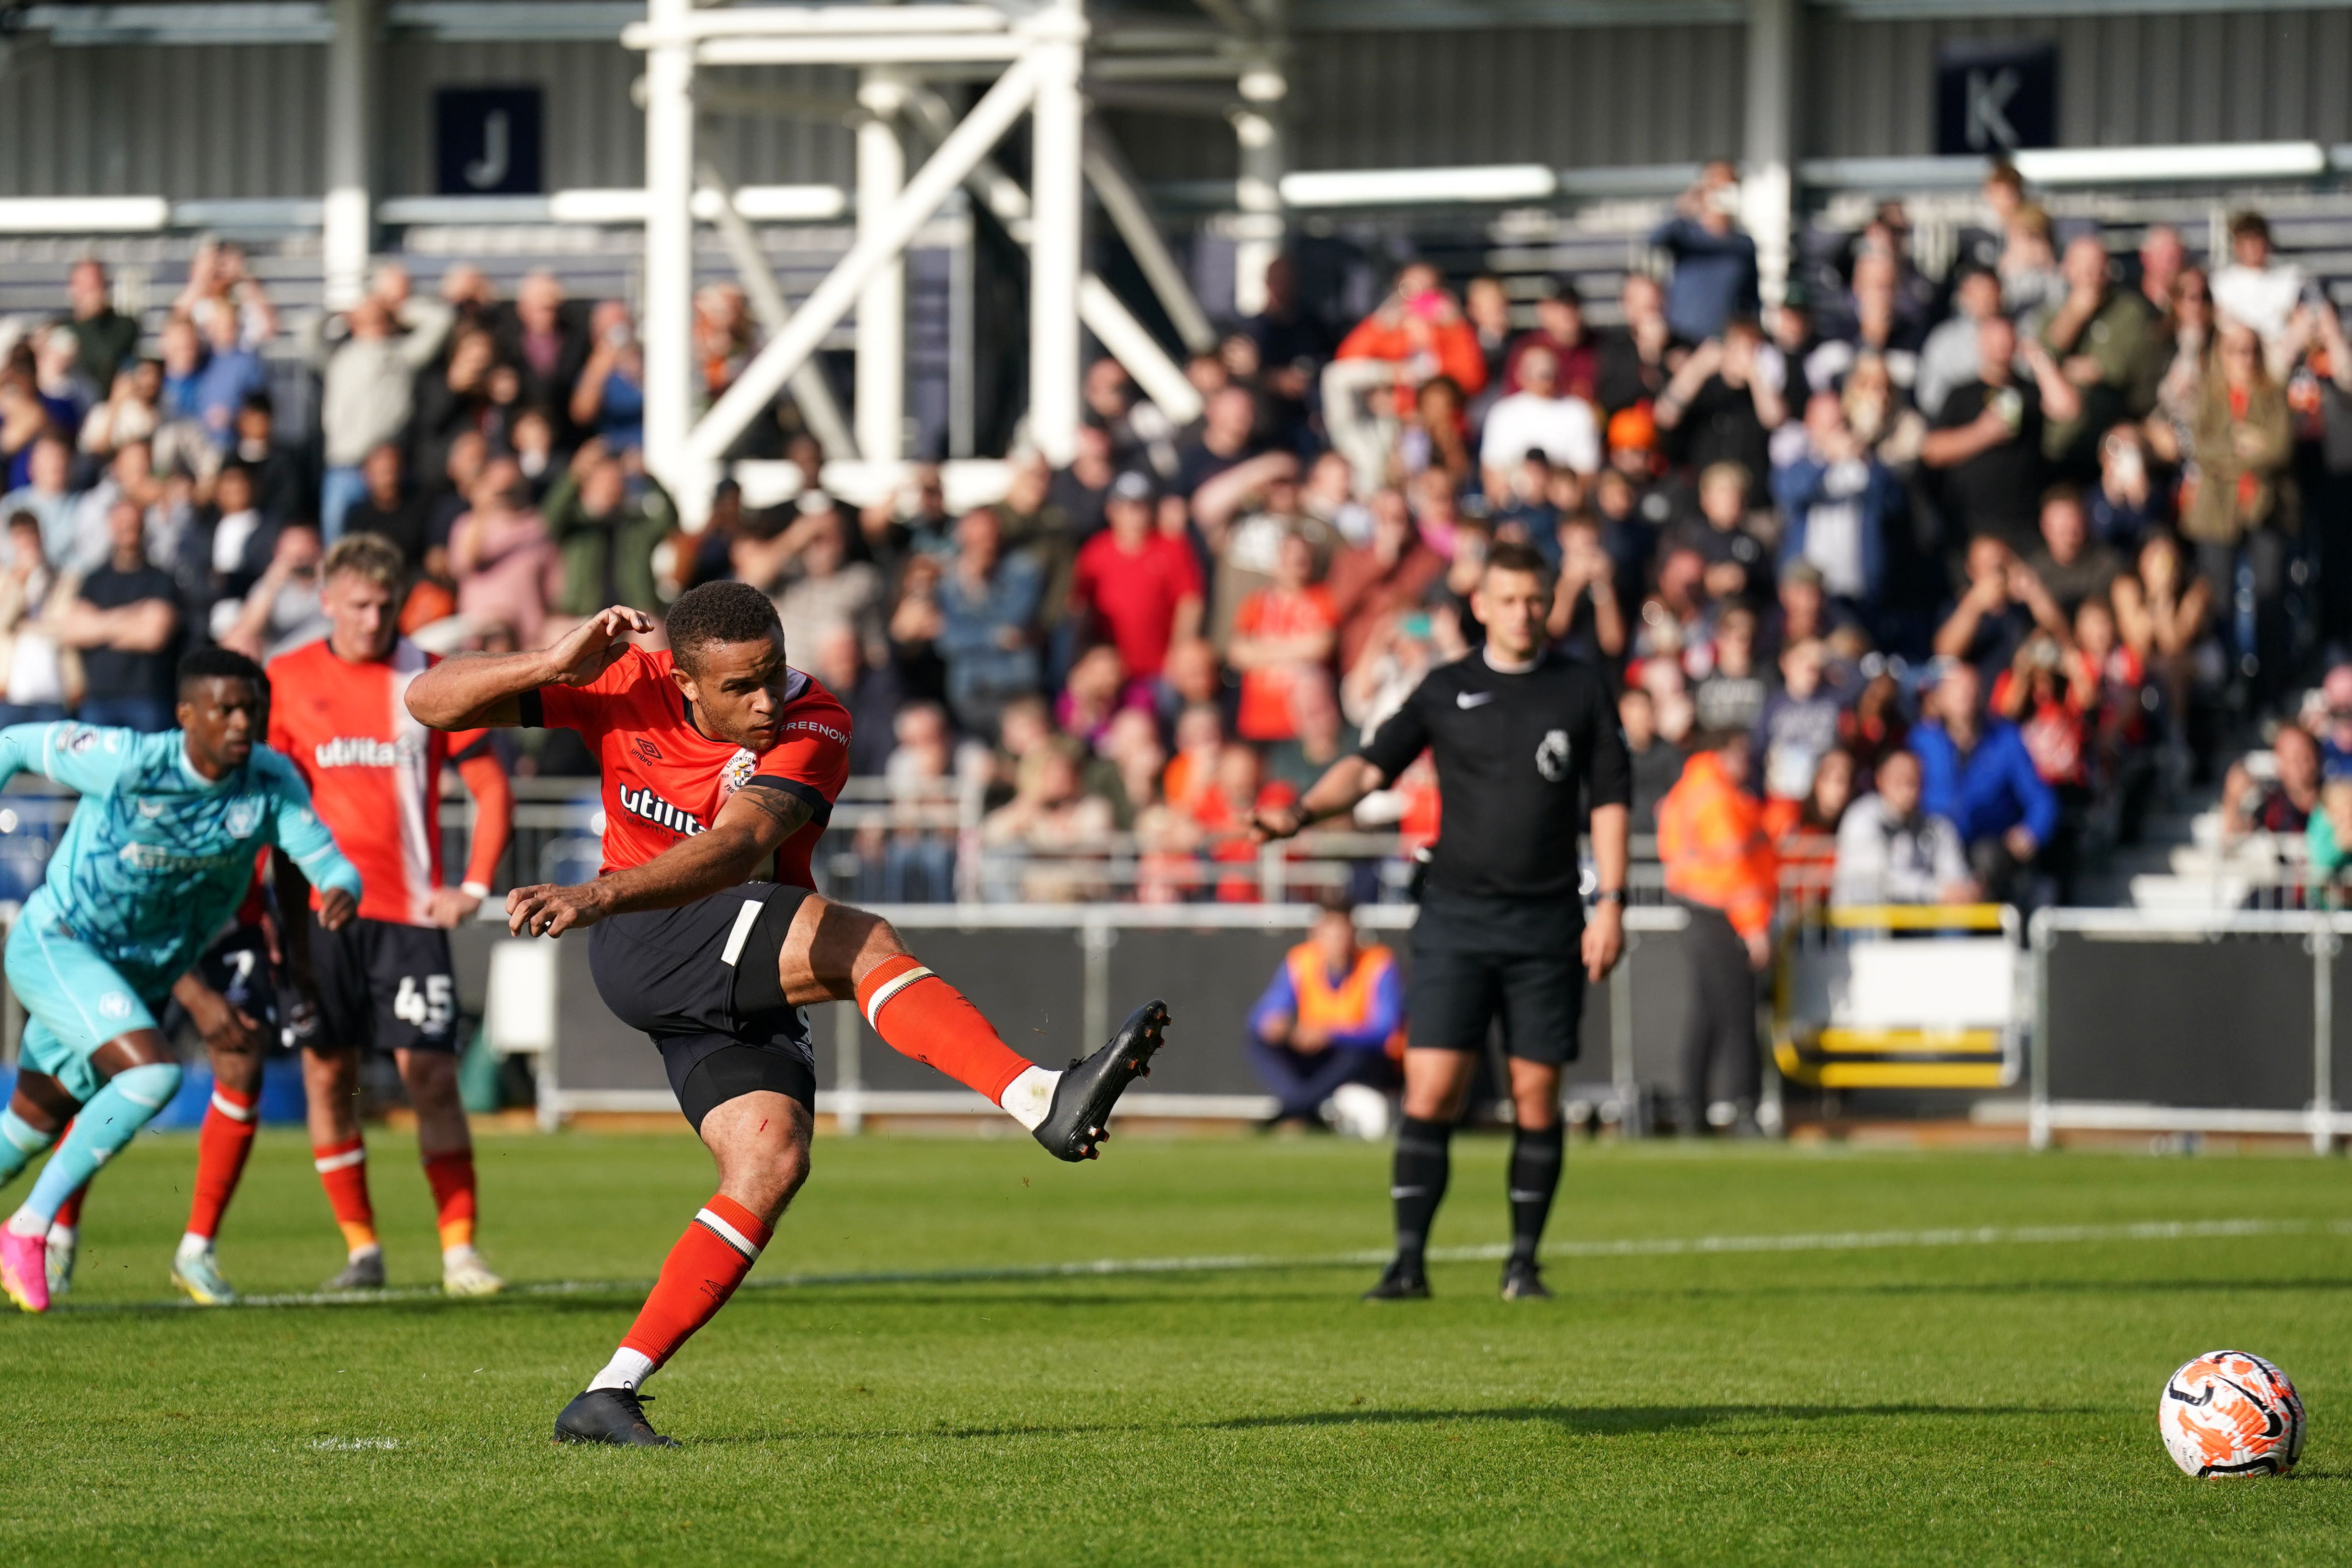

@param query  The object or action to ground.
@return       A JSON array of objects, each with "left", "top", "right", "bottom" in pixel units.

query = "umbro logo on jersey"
[
  {"left": 313, "top": 736, "right": 411, "bottom": 768},
  {"left": 1455, "top": 691, "right": 1496, "bottom": 709},
  {"left": 635, "top": 738, "right": 663, "bottom": 764},
  {"left": 618, "top": 783, "right": 706, "bottom": 838}
]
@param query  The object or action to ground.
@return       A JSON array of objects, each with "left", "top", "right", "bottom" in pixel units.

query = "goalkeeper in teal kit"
[{"left": 0, "top": 648, "right": 361, "bottom": 1313}]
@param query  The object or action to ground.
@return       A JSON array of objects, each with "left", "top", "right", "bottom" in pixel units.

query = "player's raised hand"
[
  {"left": 544, "top": 606, "right": 657, "bottom": 688},
  {"left": 316, "top": 885, "right": 359, "bottom": 932},
  {"left": 506, "top": 880, "right": 608, "bottom": 938}
]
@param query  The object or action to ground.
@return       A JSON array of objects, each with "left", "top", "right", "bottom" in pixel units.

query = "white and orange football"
[{"left": 2159, "top": 1350, "right": 2306, "bottom": 1478}]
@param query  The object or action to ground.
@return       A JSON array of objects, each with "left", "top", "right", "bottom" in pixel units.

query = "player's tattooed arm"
[{"left": 505, "top": 782, "right": 815, "bottom": 937}]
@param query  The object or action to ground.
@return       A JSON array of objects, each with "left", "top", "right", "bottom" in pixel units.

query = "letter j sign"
[{"left": 436, "top": 86, "right": 545, "bottom": 196}]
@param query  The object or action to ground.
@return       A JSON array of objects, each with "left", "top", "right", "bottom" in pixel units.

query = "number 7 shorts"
[{"left": 302, "top": 911, "right": 461, "bottom": 1054}]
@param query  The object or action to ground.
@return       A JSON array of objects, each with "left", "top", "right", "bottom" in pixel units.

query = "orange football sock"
[
  {"left": 614, "top": 1194, "right": 773, "bottom": 1375},
  {"left": 312, "top": 1136, "right": 378, "bottom": 1253},
  {"left": 185, "top": 1084, "right": 259, "bottom": 1242},
  {"left": 853, "top": 955, "right": 1033, "bottom": 1105},
  {"left": 422, "top": 1151, "right": 477, "bottom": 1252}
]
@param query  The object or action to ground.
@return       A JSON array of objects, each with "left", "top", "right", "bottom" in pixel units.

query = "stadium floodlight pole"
[
  {"left": 322, "top": 0, "right": 380, "bottom": 309},
  {"left": 1741, "top": 0, "right": 1798, "bottom": 308},
  {"left": 1082, "top": 123, "right": 1217, "bottom": 354},
  {"left": 856, "top": 69, "right": 910, "bottom": 465},
  {"left": 1026, "top": 0, "right": 1087, "bottom": 466},
  {"left": 696, "top": 161, "right": 858, "bottom": 463},
  {"left": 641, "top": 0, "right": 702, "bottom": 519},
  {"left": 685, "top": 51, "right": 1046, "bottom": 469},
  {"left": 1229, "top": 56, "right": 1286, "bottom": 317}
]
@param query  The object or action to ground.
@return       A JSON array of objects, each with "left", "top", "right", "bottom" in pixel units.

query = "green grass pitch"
[{"left": 5, "top": 1126, "right": 2351, "bottom": 1564}]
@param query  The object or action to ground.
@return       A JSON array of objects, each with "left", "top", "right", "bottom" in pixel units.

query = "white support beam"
[
  {"left": 698, "top": 162, "right": 858, "bottom": 463},
  {"left": 323, "top": 0, "right": 379, "bottom": 308},
  {"left": 1230, "top": 60, "right": 1286, "bottom": 317},
  {"left": 1078, "top": 276, "right": 1204, "bottom": 425},
  {"left": 687, "top": 53, "right": 1044, "bottom": 467},
  {"left": 692, "top": 34, "right": 1027, "bottom": 65},
  {"left": 856, "top": 70, "right": 909, "bottom": 464},
  {"left": 623, "top": 4, "right": 1011, "bottom": 43},
  {"left": 1027, "top": 0, "right": 1087, "bottom": 466},
  {"left": 641, "top": 0, "right": 702, "bottom": 512},
  {"left": 1742, "top": 0, "right": 1798, "bottom": 309},
  {"left": 1083, "top": 124, "right": 1217, "bottom": 354}
]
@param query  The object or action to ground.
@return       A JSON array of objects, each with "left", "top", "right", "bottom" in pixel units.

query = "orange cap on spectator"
[{"left": 1607, "top": 404, "right": 1656, "bottom": 453}]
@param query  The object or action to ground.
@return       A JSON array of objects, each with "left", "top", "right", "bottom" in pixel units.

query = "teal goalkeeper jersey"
[{"left": 1, "top": 722, "right": 362, "bottom": 994}]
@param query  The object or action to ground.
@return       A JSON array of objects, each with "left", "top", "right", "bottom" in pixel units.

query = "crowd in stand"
[{"left": 7, "top": 160, "right": 2352, "bottom": 907}]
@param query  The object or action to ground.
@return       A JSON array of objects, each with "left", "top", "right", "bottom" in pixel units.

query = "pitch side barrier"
[
  {"left": 2017, "top": 908, "right": 2352, "bottom": 1154},
  {"left": 515, "top": 903, "right": 1692, "bottom": 1132}
]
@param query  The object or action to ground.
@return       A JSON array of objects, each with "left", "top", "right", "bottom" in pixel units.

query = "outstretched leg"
[
  {"left": 3, "top": 1031, "right": 182, "bottom": 1313},
  {"left": 776, "top": 894, "right": 1167, "bottom": 1162}
]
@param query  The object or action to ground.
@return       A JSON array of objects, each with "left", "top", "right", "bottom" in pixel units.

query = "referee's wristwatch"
[{"left": 1591, "top": 888, "right": 1628, "bottom": 907}]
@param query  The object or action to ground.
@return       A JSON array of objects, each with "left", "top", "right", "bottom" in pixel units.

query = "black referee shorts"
[
  {"left": 587, "top": 882, "right": 819, "bottom": 1130},
  {"left": 1406, "top": 888, "right": 1588, "bottom": 1066}
]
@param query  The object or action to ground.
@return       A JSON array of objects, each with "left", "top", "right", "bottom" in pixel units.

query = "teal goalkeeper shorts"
[{"left": 6, "top": 909, "right": 164, "bottom": 1105}]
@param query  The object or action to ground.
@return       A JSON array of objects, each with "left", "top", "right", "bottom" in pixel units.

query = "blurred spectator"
[
  {"left": 1596, "top": 273, "right": 1676, "bottom": 416},
  {"left": 1070, "top": 473, "right": 1202, "bottom": 693},
  {"left": 1915, "top": 266, "right": 2001, "bottom": 419},
  {"left": 2088, "top": 423, "right": 2160, "bottom": 547},
  {"left": 1619, "top": 685, "right": 1684, "bottom": 832},
  {"left": 2139, "top": 225, "right": 2187, "bottom": 319},
  {"left": 1334, "top": 262, "right": 1488, "bottom": 421},
  {"left": 546, "top": 444, "right": 677, "bottom": 621},
  {"left": 569, "top": 301, "right": 645, "bottom": 451},
  {"left": 2306, "top": 779, "right": 2352, "bottom": 891},
  {"left": 342, "top": 443, "right": 431, "bottom": 569},
  {"left": 0, "top": 511, "right": 69, "bottom": 725},
  {"left": 2, "top": 435, "right": 82, "bottom": 574},
  {"left": 449, "top": 458, "right": 559, "bottom": 647},
  {"left": 217, "top": 520, "right": 327, "bottom": 661},
  {"left": 1920, "top": 313, "right": 2079, "bottom": 553},
  {"left": 2221, "top": 720, "right": 2320, "bottom": 841},
  {"left": 1229, "top": 533, "right": 1337, "bottom": 744},
  {"left": 1480, "top": 344, "right": 1599, "bottom": 478},
  {"left": 226, "top": 392, "right": 310, "bottom": 527},
  {"left": 809, "top": 620, "right": 900, "bottom": 779},
  {"left": 1245, "top": 255, "right": 1339, "bottom": 386},
  {"left": 60, "top": 259, "right": 140, "bottom": 393},
  {"left": 979, "top": 743, "right": 1114, "bottom": 902},
  {"left": 879, "top": 701, "right": 961, "bottom": 901},
  {"left": 1674, "top": 461, "right": 1769, "bottom": 605},
  {"left": 1504, "top": 277, "right": 1598, "bottom": 401},
  {"left": 1656, "top": 318, "right": 1784, "bottom": 484},
  {"left": 1936, "top": 534, "right": 2068, "bottom": 680},
  {"left": 937, "top": 508, "right": 1044, "bottom": 738},
  {"left": 1656, "top": 729, "right": 1775, "bottom": 1135},
  {"left": 2211, "top": 211, "right": 2304, "bottom": 353},
  {"left": 1911, "top": 660, "right": 2059, "bottom": 903},
  {"left": 1245, "top": 901, "right": 1402, "bottom": 1128},
  {"left": 2038, "top": 234, "right": 2156, "bottom": 474},
  {"left": 497, "top": 270, "right": 591, "bottom": 439},
  {"left": 1206, "top": 472, "right": 1333, "bottom": 653},
  {"left": 1055, "top": 643, "right": 1131, "bottom": 752},
  {"left": 1772, "top": 392, "right": 1895, "bottom": 610},
  {"left": 199, "top": 462, "right": 273, "bottom": 623},
  {"left": 2023, "top": 486, "right": 2122, "bottom": 619},
  {"left": 79, "top": 358, "right": 162, "bottom": 460},
  {"left": 59, "top": 500, "right": 182, "bottom": 731},
  {"left": 1548, "top": 515, "right": 1627, "bottom": 663},
  {"left": 2185, "top": 320, "right": 2295, "bottom": 693},
  {"left": 1831, "top": 750, "right": 1974, "bottom": 907},
  {"left": 1756, "top": 638, "right": 1842, "bottom": 811},
  {"left": 316, "top": 291, "right": 454, "bottom": 541},
  {"left": 1650, "top": 162, "right": 1759, "bottom": 343},
  {"left": 1263, "top": 671, "right": 1347, "bottom": 795},
  {"left": 190, "top": 307, "right": 266, "bottom": 452}
]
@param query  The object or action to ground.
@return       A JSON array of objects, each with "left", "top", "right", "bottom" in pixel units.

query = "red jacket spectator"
[
  {"left": 1336, "top": 265, "right": 1489, "bottom": 418},
  {"left": 1070, "top": 473, "right": 1203, "bottom": 683}
]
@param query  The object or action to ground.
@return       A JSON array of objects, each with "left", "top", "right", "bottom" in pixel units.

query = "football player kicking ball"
[
  {"left": 269, "top": 535, "right": 515, "bottom": 1297},
  {"left": 0, "top": 650, "right": 362, "bottom": 1312},
  {"left": 405, "top": 583, "right": 1169, "bottom": 1446}
]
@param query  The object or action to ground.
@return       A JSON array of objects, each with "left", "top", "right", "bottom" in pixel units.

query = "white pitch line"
[{"left": 47, "top": 1215, "right": 2350, "bottom": 1316}]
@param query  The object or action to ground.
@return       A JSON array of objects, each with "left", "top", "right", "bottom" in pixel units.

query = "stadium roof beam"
[{"left": 696, "top": 159, "right": 859, "bottom": 464}]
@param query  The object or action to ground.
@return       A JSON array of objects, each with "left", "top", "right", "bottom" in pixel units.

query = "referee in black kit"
[{"left": 1254, "top": 540, "right": 1631, "bottom": 1301}]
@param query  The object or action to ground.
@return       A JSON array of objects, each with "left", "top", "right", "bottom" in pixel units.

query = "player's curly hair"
[
  {"left": 666, "top": 580, "right": 783, "bottom": 674},
  {"left": 178, "top": 645, "right": 269, "bottom": 699}
]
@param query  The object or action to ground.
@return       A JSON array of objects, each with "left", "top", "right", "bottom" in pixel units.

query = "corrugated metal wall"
[
  {"left": 1288, "top": 24, "right": 1748, "bottom": 170},
  {"left": 1807, "top": 7, "right": 2352, "bottom": 156},
  {"left": 0, "top": 43, "right": 327, "bottom": 197}
]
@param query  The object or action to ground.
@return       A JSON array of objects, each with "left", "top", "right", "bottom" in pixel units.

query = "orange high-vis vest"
[
  {"left": 1655, "top": 749, "right": 1779, "bottom": 938},
  {"left": 1286, "top": 943, "right": 1402, "bottom": 1052}
]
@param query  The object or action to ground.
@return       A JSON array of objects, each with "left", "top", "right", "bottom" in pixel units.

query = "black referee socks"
[
  {"left": 1390, "top": 1117, "right": 1453, "bottom": 1265},
  {"left": 1506, "top": 1122, "right": 1564, "bottom": 1265}
]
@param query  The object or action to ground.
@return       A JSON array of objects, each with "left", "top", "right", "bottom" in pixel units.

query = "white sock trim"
[
  {"left": 861, "top": 965, "right": 934, "bottom": 1030},
  {"left": 1000, "top": 1065, "right": 1060, "bottom": 1133},
  {"left": 210, "top": 1091, "right": 256, "bottom": 1123},
  {"left": 178, "top": 1232, "right": 212, "bottom": 1257},
  {"left": 693, "top": 1207, "right": 763, "bottom": 1262},
  {"left": 314, "top": 1147, "right": 367, "bottom": 1173},
  {"left": 587, "top": 1347, "right": 658, "bottom": 1393}
]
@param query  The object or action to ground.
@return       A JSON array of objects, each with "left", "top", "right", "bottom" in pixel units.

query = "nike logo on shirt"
[{"left": 1455, "top": 691, "right": 1495, "bottom": 709}]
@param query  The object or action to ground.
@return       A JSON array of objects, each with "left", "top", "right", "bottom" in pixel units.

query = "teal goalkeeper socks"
[
  {"left": 14, "top": 1062, "right": 180, "bottom": 1228},
  {"left": 0, "top": 1107, "right": 56, "bottom": 1187}
]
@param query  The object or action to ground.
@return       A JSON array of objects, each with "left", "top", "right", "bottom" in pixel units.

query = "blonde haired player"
[{"left": 270, "top": 533, "right": 515, "bottom": 1295}]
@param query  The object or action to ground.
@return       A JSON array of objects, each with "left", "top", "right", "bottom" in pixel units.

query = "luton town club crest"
[{"left": 722, "top": 748, "right": 759, "bottom": 795}]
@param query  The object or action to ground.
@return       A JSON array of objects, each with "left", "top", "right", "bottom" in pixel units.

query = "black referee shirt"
[{"left": 1358, "top": 649, "right": 1631, "bottom": 904}]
